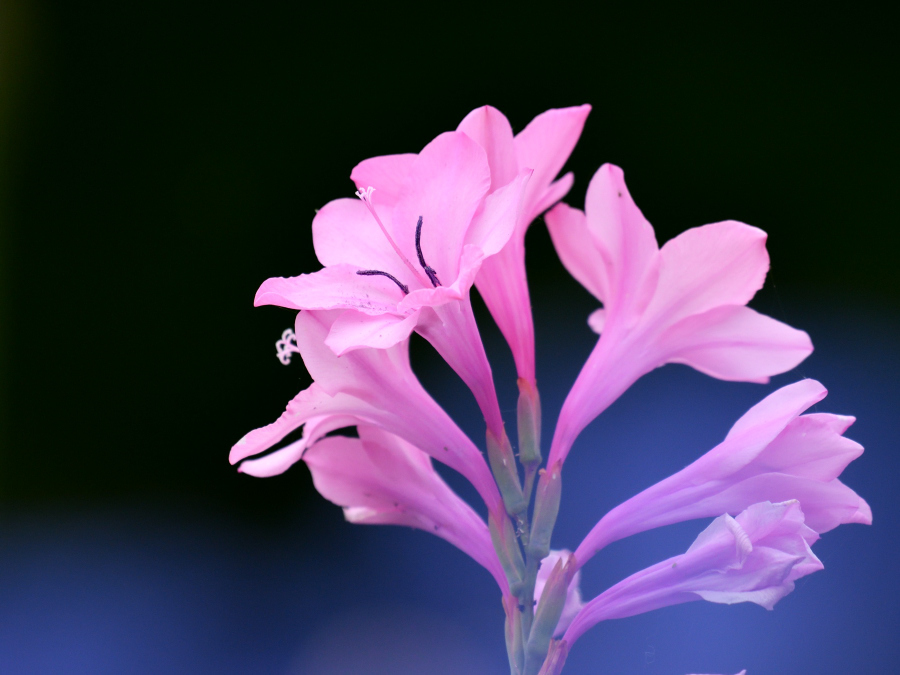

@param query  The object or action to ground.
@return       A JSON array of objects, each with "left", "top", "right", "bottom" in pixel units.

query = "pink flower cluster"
[{"left": 231, "top": 105, "right": 869, "bottom": 675}]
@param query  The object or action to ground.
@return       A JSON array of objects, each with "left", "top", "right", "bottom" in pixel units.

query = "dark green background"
[{"left": 3, "top": 2, "right": 895, "bottom": 511}]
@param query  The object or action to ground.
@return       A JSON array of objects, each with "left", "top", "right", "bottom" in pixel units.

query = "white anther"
[
  {"left": 275, "top": 328, "right": 301, "bottom": 365},
  {"left": 354, "top": 185, "right": 376, "bottom": 202}
]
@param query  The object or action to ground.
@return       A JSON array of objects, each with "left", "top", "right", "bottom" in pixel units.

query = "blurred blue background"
[{"left": 1, "top": 2, "right": 896, "bottom": 673}]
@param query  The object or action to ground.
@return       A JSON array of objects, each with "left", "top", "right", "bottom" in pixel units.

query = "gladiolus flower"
[
  {"left": 545, "top": 164, "right": 813, "bottom": 466},
  {"left": 564, "top": 501, "right": 822, "bottom": 646},
  {"left": 230, "top": 309, "right": 503, "bottom": 516},
  {"left": 254, "top": 132, "right": 529, "bottom": 439},
  {"left": 574, "top": 379, "right": 871, "bottom": 567}
]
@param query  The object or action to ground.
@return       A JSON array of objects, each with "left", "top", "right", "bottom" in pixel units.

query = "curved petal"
[
  {"left": 531, "top": 172, "right": 574, "bottom": 219},
  {"left": 350, "top": 153, "right": 417, "bottom": 207},
  {"left": 583, "top": 164, "right": 659, "bottom": 317},
  {"left": 465, "top": 169, "right": 531, "bottom": 258},
  {"left": 515, "top": 104, "right": 591, "bottom": 224},
  {"left": 573, "top": 381, "right": 868, "bottom": 567},
  {"left": 662, "top": 305, "right": 814, "bottom": 383},
  {"left": 393, "top": 131, "right": 491, "bottom": 284},
  {"left": 645, "top": 221, "right": 769, "bottom": 329},
  {"left": 290, "top": 310, "right": 504, "bottom": 515},
  {"left": 311, "top": 197, "right": 402, "bottom": 271},
  {"left": 325, "top": 310, "right": 419, "bottom": 355},
  {"left": 237, "top": 413, "right": 358, "bottom": 477},
  {"left": 457, "top": 105, "right": 519, "bottom": 191},
  {"left": 565, "top": 502, "right": 821, "bottom": 647},
  {"left": 254, "top": 264, "right": 406, "bottom": 314},
  {"left": 545, "top": 202, "right": 608, "bottom": 303},
  {"left": 303, "top": 428, "right": 508, "bottom": 591}
]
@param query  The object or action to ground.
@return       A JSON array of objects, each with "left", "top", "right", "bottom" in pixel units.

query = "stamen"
[
  {"left": 356, "top": 269, "right": 410, "bottom": 295},
  {"left": 415, "top": 216, "right": 441, "bottom": 287},
  {"left": 354, "top": 186, "right": 376, "bottom": 202},
  {"left": 355, "top": 186, "right": 431, "bottom": 288},
  {"left": 275, "top": 328, "right": 301, "bottom": 365}
]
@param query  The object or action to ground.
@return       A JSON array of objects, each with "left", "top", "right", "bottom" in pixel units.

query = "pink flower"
[
  {"left": 545, "top": 164, "right": 813, "bottom": 466},
  {"left": 230, "top": 309, "right": 503, "bottom": 516},
  {"left": 257, "top": 423, "right": 508, "bottom": 591},
  {"left": 563, "top": 501, "right": 823, "bottom": 647},
  {"left": 255, "top": 131, "right": 529, "bottom": 439},
  {"left": 455, "top": 105, "right": 591, "bottom": 386},
  {"left": 574, "top": 379, "right": 871, "bottom": 568},
  {"left": 533, "top": 550, "right": 585, "bottom": 637}
]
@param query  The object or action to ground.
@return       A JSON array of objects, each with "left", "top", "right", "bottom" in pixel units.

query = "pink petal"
[
  {"left": 457, "top": 105, "right": 519, "bottom": 191},
  {"left": 645, "top": 221, "right": 769, "bottom": 328},
  {"left": 465, "top": 169, "right": 532, "bottom": 258},
  {"left": 229, "top": 383, "right": 381, "bottom": 466},
  {"left": 573, "top": 380, "right": 869, "bottom": 567},
  {"left": 545, "top": 202, "right": 609, "bottom": 303},
  {"left": 350, "top": 153, "right": 417, "bottom": 207},
  {"left": 756, "top": 413, "right": 862, "bottom": 481},
  {"left": 531, "top": 172, "right": 574, "bottom": 218},
  {"left": 582, "top": 164, "right": 659, "bottom": 316},
  {"left": 415, "top": 296, "right": 505, "bottom": 438},
  {"left": 514, "top": 104, "right": 591, "bottom": 224},
  {"left": 254, "top": 264, "right": 406, "bottom": 314},
  {"left": 662, "top": 305, "right": 813, "bottom": 383},
  {"left": 587, "top": 309, "right": 606, "bottom": 334},
  {"left": 237, "top": 414, "right": 358, "bottom": 477},
  {"left": 302, "top": 428, "right": 508, "bottom": 590},
  {"left": 291, "top": 310, "right": 505, "bottom": 515},
  {"left": 392, "top": 131, "right": 491, "bottom": 284},
  {"left": 311, "top": 197, "right": 403, "bottom": 271},
  {"left": 324, "top": 310, "right": 419, "bottom": 355},
  {"left": 564, "top": 501, "right": 822, "bottom": 647},
  {"left": 474, "top": 240, "right": 536, "bottom": 383}
]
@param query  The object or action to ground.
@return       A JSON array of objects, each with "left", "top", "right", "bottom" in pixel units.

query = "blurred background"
[{"left": 1, "top": 2, "right": 897, "bottom": 673}]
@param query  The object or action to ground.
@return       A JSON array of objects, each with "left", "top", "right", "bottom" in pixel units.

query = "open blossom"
[
  {"left": 254, "top": 131, "right": 529, "bottom": 439},
  {"left": 564, "top": 501, "right": 823, "bottom": 647},
  {"left": 574, "top": 379, "right": 871, "bottom": 567},
  {"left": 269, "top": 423, "right": 508, "bottom": 591},
  {"left": 230, "top": 309, "right": 503, "bottom": 516},
  {"left": 454, "top": 105, "right": 591, "bottom": 386},
  {"left": 545, "top": 164, "right": 813, "bottom": 465}
]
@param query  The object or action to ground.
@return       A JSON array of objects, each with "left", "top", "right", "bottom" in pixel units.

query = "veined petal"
[
  {"left": 514, "top": 104, "right": 591, "bottom": 225},
  {"left": 303, "top": 427, "right": 508, "bottom": 591},
  {"left": 254, "top": 264, "right": 406, "bottom": 314},
  {"left": 457, "top": 105, "right": 519, "bottom": 191},
  {"left": 325, "top": 310, "right": 419, "bottom": 355},
  {"left": 350, "top": 153, "right": 417, "bottom": 207},
  {"left": 662, "top": 305, "right": 813, "bottom": 383},
  {"left": 645, "top": 221, "right": 769, "bottom": 329},
  {"left": 564, "top": 502, "right": 822, "bottom": 647},
  {"left": 393, "top": 131, "right": 491, "bottom": 284},
  {"left": 545, "top": 202, "right": 609, "bottom": 303}
]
